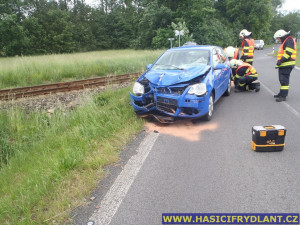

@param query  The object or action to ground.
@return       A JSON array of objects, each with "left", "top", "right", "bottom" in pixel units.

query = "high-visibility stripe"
[
  {"left": 283, "top": 53, "right": 290, "bottom": 59},
  {"left": 281, "top": 61, "right": 295, "bottom": 66},
  {"left": 277, "top": 36, "right": 297, "bottom": 68},
  {"left": 239, "top": 83, "right": 246, "bottom": 87},
  {"left": 236, "top": 63, "right": 257, "bottom": 77},
  {"left": 286, "top": 47, "right": 295, "bottom": 53},
  {"left": 242, "top": 39, "right": 254, "bottom": 60},
  {"left": 246, "top": 85, "right": 250, "bottom": 91},
  {"left": 280, "top": 86, "right": 289, "bottom": 90}
]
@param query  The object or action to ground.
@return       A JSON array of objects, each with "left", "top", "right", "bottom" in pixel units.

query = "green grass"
[
  {"left": 0, "top": 50, "right": 164, "bottom": 89},
  {"left": 0, "top": 86, "right": 145, "bottom": 224}
]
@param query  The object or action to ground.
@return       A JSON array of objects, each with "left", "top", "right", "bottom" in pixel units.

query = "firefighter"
[
  {"left": 224, "top": 46, "right": 240, "bottom": 76},
  {"left": 239, "top": 29, "right": 255, "bottom": 65},
  {"left": 224, "top": 46, "right": 240, "bottom": 61},
  {"left": 273, "top": 29, "right": 297, "bottom": 102},
  {"left": 230, "top": 59, "right": 260, "bottom": 93}
]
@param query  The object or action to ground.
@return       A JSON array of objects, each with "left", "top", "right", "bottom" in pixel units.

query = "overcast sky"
[
  {"left": 84, "top": 0, "right": 300, "bottom": 12},
  {"left": 279, "top": 0, "right": 300, "bottom": 12}
]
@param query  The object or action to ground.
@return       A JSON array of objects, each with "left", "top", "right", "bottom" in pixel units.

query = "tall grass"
[
  {"left": 0, "top": 86, "right": 145, "bottom": 224},
  {"left": 0, "top": 50, "right": 163, "bottom": 89}
]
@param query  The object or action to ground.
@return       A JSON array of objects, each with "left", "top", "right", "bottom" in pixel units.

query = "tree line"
[{"left": 0, "top": 0, "right": 299, "bottom": 57}]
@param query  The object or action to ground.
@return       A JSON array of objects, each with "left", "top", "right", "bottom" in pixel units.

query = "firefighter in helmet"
[
  {"left": 273, "top": 29, "right": 297, "bottom": 102},
  {"left": 224, "top": 46, "right": 240, "bottom": 76},
  {"left": 230, "top": 59, "right": 260, "bottom": 93},
  {"left": 239, "top": 29, "right": 255, "bottom": 65},
  {"left": 224, "top": 46, "right": 239, "bottom": 61}
]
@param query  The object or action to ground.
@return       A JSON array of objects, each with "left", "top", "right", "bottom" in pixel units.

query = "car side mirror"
[
  {"left": 214, "top": 64, "right": 226, "bottom": 70},
  {"left": 146, "top": 64, "right": 153, "bottom": 70}
]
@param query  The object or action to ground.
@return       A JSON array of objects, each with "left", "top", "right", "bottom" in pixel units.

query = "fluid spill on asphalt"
[{"left": 145, "top": 120, "right": 218, "bottom": 142}]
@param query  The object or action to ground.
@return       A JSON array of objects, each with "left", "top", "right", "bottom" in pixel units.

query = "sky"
[{"left": 278, "top": 0, "right": 300, "bottom": 13}]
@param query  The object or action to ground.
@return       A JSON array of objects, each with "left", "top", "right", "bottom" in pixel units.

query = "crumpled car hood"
[{"left": 144, "top": 64, "right": 211, "bottom": 86}]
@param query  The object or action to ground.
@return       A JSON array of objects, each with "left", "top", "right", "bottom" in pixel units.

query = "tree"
[
  {"left": 152, "top": 27, "right": 174, "bottom": 49},
  {"left": 0, "top": 14, "right": 29, "bottom": 56},
  {"left": 133, "top": 1, "right": 173, "bottom": 48},
  {"left": 271, "top": 12, "right": 300, "bottom": 37},
  {"left": 171, "top": 20, "right": 194, "bottom": 46},
  {"left": 193, "top": 18, "right": 235, "bottom": 47}
]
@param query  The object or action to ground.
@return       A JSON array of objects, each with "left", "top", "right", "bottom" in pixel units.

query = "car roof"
[{"left": 168, "top": 45, "right": 218, "bottom": 51}]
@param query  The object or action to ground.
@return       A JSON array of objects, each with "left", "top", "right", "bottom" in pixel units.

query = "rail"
[{"left": 0, "top": 72, "right": 141, "bottom": 100}]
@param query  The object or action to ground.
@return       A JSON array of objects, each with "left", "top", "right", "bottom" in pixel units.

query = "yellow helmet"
[{"left": 239, "top": 29, "right": 252, "bottom": 39}]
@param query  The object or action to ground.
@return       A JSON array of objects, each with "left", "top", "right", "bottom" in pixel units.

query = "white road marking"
[
  {"left": 260, "top": 81, "right": 300, "bottom": 120},
  {"left": 88, "top": 132, "right": 159, "bottom": 225},
  {"left": 295, "top": 66, "right": 300, "bottom": 71}
]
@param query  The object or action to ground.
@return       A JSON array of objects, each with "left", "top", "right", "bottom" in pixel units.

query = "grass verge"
[
  {"left": 0, "top": 49, "right": 164, "bottom": 89},
  {"left": 0, "top": 86, "right": 145, "bottom": 224}
]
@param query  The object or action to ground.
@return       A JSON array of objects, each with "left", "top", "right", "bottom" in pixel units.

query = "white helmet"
[
  {"left": 273, "top": 29, "right": 290, "bottom": 39},
  {"left": 230, "top": 59, "right": 243, "bottom": 68},
  {"left": 239, "top": 29, "right": 252, "bottom": 39},
  {"left": 224, "top": 46, "right": 235, "bottom": 58}
]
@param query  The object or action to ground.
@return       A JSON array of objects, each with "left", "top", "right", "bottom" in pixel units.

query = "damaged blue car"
[{"left": 129, "top": 45, "right": 232, "bottom": 122}]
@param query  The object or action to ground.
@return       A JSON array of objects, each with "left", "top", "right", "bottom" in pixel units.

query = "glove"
[{"left": 276, "top": 61, "right": 282, "bottom": 66}]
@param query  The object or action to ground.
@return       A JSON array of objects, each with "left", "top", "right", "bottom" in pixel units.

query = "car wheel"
[
  {"left": 223, "top": 78, "right": 231, "bottom": 96},
  {"left": 203, "top": 93, "right": 214, "bottom": 121}
]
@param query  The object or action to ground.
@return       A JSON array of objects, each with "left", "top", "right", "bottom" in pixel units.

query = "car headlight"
[
  {"left": 133, "top": 82, "right": 144, "bottom": 95},
  {"left": 188, "top": 83, "right": 207, "bottom": 96}
]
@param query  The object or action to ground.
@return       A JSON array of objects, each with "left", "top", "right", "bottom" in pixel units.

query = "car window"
[
  {"left": 212, "top": 48, "right": 226, "bottom": 67},
  {"left": 152, "top": 49, "right": 210, "bottom": 70}
]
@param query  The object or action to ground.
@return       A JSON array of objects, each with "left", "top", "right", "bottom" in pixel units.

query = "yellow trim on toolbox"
[
  {"left": 264, "top": 126, "right": 274, "bottom": 129},
  {"left": 251, "top": 141, "right": 285, "bottom": 151},
  {"left": 260, "top": 131, "right": 267, "bottom": 137},
  {"left": 278, "top": 130, "right": 285, "bottom": 136}
]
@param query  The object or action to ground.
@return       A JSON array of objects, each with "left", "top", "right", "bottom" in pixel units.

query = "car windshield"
[{"left": 152, "top": 49, "right": 210, "bottom": 70}]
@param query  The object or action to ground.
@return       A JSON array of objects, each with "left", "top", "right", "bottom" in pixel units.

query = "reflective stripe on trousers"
[{"left": 278, "top": 67, "right": 293, "bottom": 97}]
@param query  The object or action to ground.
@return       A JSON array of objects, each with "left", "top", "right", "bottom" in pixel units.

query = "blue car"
[{"left": 129, "top": 45, "right": 232, "bottom": 121}]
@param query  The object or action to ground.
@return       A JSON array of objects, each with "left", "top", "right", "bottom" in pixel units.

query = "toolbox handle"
[{"left": 264, "top": 126, "right": 275, "bottom": 129}]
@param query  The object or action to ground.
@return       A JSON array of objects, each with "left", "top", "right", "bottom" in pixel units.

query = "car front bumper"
[{"left": 130, "top": 92, "right": 210, "bottom": 118}]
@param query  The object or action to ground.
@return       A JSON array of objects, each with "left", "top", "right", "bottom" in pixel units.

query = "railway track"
[{"left": 0, "top": 72, "right": 141, "bottom": 100}]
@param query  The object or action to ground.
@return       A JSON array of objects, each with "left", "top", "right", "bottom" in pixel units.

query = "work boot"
[
  {"left": 255, "top": 84, "right": 260, "bottom": 92},
  {"left": 276, "top": 96, "right": 286, "bottom": 102},
  {"left": 234, "top": 89, "right": 244, "bottom": 93},
  {"left": 274, "top": 94, "right": 281, "bottom": 98}
]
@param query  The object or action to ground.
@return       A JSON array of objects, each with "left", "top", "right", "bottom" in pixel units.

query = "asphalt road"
[{"left": 74, "top": 46, "right": 300, "bottom": 225}]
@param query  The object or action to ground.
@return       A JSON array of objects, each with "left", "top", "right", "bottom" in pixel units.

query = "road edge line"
[
  {"left": 260, "top": 81, "right": 300, "bottom": 120},
  {"left": 88, "top": 132, "right": 159, "bottom": 225}
]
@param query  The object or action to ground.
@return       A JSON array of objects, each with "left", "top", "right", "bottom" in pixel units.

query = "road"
[{"left": 73, "top": 47, "right": 300, "bottom": 225}]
